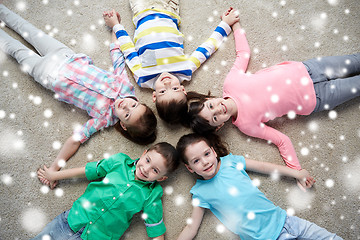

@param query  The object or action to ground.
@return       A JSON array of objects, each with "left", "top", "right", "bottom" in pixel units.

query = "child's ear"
[
  {"left": 180, "top": 85, "right": 187, "bottom": 95},
  {"left": 120, "top": 121, "right": 127, "bottom": 131},
  {"left": 152, "top": 91, "right": 157, "bottom": 102},
  {"left": 157, "top": 175, "right": 168, "bottom": 182},
  {"left": 185, "top": 164, "right": 194, "bottom": 173},
  {"left": 153, "top": 91, "right": 156, "bottom": 102},
  {"left": 215, "top": 123, "right": 224, "bottom": 131}
]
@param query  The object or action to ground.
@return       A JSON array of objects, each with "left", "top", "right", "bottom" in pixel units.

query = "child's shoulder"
[
  {"left": 220, "top": 153, "right": 246, "bottom": 169},
  {"left": 105, "top": 152, "right": 137, "bottom": 167},
  {"left": 143, "top": 181, "right": 163, "bottom": 200},
  {"left": 221, "top": 153, "right": 244, "bottom": 162},
  {"left": 110, "top": 152, "right": 134, "bottom": 161}
]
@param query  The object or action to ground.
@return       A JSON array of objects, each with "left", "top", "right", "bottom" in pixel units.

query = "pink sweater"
[{"left": 223, "top": 29, "right": 317, "bottom": 170}]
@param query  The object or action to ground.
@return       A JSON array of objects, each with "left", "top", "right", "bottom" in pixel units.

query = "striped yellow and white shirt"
[{"left": 113, "top": 8, "right": 231, "bottom": 89}]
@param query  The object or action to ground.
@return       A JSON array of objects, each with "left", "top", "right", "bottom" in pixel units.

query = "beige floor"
[{"left": 0, "top": 0, "right": 359, "bottom": 239}]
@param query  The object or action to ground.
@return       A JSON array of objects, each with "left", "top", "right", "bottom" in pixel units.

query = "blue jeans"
[
  {"left": 303, "top": 53, "right": 360, "bottom": 112},
  {"left": 31, "top": 210, "right": 84, "bottom": 240},
  {"left": 277, "top": 216, "right": 343, "bottom": 240}
]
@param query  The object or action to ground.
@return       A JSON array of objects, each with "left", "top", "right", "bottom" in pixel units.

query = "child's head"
[
  {"left": 153, "top": 72, "right": 188, "bottom": 124},
  {"left": 114, "top": 97, "right": 157, "bottom": 145},
  {"left": 186, "top": 91, "right": 218, "bottom": 133},
  {"left": 135, "top": 142, "right": 180, "bottom": 182},
  {"left": 176, "top": 133, "right": 229, "bottom": 179}
]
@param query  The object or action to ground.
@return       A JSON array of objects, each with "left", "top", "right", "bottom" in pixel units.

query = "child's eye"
[
  {"left": 132, "top": 103, "right": 136, "bottom": 108},
  {"left": 205, "top": 151, "right": 210, "bottom": 156},
  {"left": 146, "top": 158, "right": 150, "bottom": 163},
  {"left": 125, "top": 113, "right": 129, "bottom": 118},
  {"left": 209, "top": 103, "right": 213, "bottom": 109},
  {"left": 159, "top": 90, "right": 166, "bottom": 94},
  {"left": 172, "top": 87, "right": 179, "bottom": 90},
  {"left": 153, "top": 168, "right": 158, "bottom": 174},
  {"left": 193, "top": 159, "right": 199, "bottom": 164},
  {"left": 213, "top": 116, "right": 217, "bottom": 122}
]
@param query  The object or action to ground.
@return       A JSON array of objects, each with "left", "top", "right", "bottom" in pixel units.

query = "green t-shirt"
[{"left": 67, "top": 152, "right": 166, "bottom": 239}]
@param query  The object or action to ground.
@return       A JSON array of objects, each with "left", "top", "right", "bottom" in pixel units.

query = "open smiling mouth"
[
  {"left": 138, "top": 168, "right": 147, "bottom": 179},
  {"left": 161, "top": 76, "right": 171, "bottom": 82},
  {"left": 204, "top": 164, "right": 213, "bottom": 172},
  {"left": 221, "top": 103, "right": 227, "bottom": 114}
]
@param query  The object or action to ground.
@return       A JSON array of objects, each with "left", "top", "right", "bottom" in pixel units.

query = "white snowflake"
[
  {"left": 52, "top": 141, "right": 62, "bottom": 150},
  {"left": 21, "top": 208, "right": 47, "bottom": 233},
  {"left": 165, "top": 186, "right": 174, "bottom": 195}
]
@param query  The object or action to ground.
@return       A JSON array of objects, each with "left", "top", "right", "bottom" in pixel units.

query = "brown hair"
[
  {"left": 176, "top": 132, "right": 229, "bottom": 164},
  {"left": 186, "top": 91, "right": 217, "bottom": 133},
  {"left": 148, "top": 142, "right": 180, "bottom": 174},
  {"left": 115, "top": 104, "right": 157, "bottom": 145},
  {"left": 156, "top": 96, "right": 189, "bottom": 126}
]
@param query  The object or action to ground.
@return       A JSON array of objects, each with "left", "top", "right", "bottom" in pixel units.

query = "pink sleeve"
[
  {"left": 73, "top": 118, "right": 108, "bottom": 144},
  {"left": 231, "top": 29, "right": 251, "bottom": 73},
  {"left": 242, "top": 123, "right": 302, "bottom": 170}
]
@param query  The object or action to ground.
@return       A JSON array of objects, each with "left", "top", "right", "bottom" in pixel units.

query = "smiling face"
[
  {"left": 153, "top": 72, "right": 186, "bottom": 103},
  {"left": 198, "top": 98, "right": 233, "bottom": 127},
  {"left": 135, "top": 149, "right": 168, "bottom": 182},
  {"left": 114, "top": 97, "right": 147, "bottom": 129},
  {"left": 184, "top": 140, "right": 220, "bottom": 180}
]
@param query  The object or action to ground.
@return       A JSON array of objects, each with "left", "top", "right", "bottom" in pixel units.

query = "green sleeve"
[
  {"left": 85, "top": 161, "right": 100, "bottom": 181},
  {"left": 143, "top": 184, "right": 166, "bottom": 238},
  {"left": 85, "top": 153, "right": 129, "bottom": 181}
]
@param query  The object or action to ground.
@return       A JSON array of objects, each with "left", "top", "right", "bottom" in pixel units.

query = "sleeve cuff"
[
  {"left": 85, "top": 161, "right": 100, "bottom": 181},
  {"left": 109, "top": 42, "right": 121, "bottom": 50},
  {"left": 113, "top": 24, "right": 124, "bottom": 33},
  {"left": 146, "top": 219, "right": 166, "bottom": 238},
  {"left": 219, "top": 20, "right": 232, "bottom": 35}
]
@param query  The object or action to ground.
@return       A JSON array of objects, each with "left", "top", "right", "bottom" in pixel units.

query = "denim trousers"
[
  {"left": 277, "top": 216, "right": 343, "bottom": 240},
  {"left": 303, "top": 53, "right": 360, "bottom": 112},
  {"left": 31, "top": 210, "right": 84, "bottom": 240},
  {"left": 0, "top": 4, "right": 74, "bottom": 90}
]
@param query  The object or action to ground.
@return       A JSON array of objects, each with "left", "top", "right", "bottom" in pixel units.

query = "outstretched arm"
[
  {"left": 231, "top": 20, "right": 250, "bottom": 73},
  {"left": 245, "top": 158, "right": 316, "bottom": 189},
  {"left": 103, "top": 9, "right": 140, "bottom": 77},
  {"left": 37, "top": 165, "right": 86, "bottom": 182},
  {"left": 177, "top": 206, "right": 205, "bottom": 240},
  {"left": 241, "top": 123, "right": 302, "bottom": 170},
  {"left": 50, "top": 136, "right": 81, "bottom": 172},
  {"left": 188, "top": 8, "right": 238, "bottom": 73}
]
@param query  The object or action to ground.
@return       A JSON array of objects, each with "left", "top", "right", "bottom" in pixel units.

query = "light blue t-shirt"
[{"left": 190, "top": 154, "right": 287, "bottom": 240}]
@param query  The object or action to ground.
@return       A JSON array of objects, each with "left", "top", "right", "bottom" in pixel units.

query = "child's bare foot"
[{"left": 37, "top": 165, "right": 58, "bottom": 189}]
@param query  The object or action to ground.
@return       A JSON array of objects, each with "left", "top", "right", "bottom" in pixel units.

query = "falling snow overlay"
[{"left": 0, "top": 0, "right": 359, "bottom": 239}]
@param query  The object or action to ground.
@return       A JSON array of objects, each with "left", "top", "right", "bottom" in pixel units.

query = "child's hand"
[
  {"left": 103, "top": 9, "right": 121, "bottom": 28},
  {"left": 221, "top": 7, "right": 240, "bottom": 26},
  {"left": 296, "top": 169, "right": 316, "bottom": 191},
  {"left": 37, "top": 165, "right": 58, "bottom": 189}
]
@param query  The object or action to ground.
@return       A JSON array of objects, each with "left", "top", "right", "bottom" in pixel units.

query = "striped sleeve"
[
  {"left": 113, "top": 24, "right": 141, "bottom": 76},
  {"left": 109, "top": 43, "right": 126, "bottom": 76},
  {"left": 188, "top": 21, "right": 231, "bottom": 72}
]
